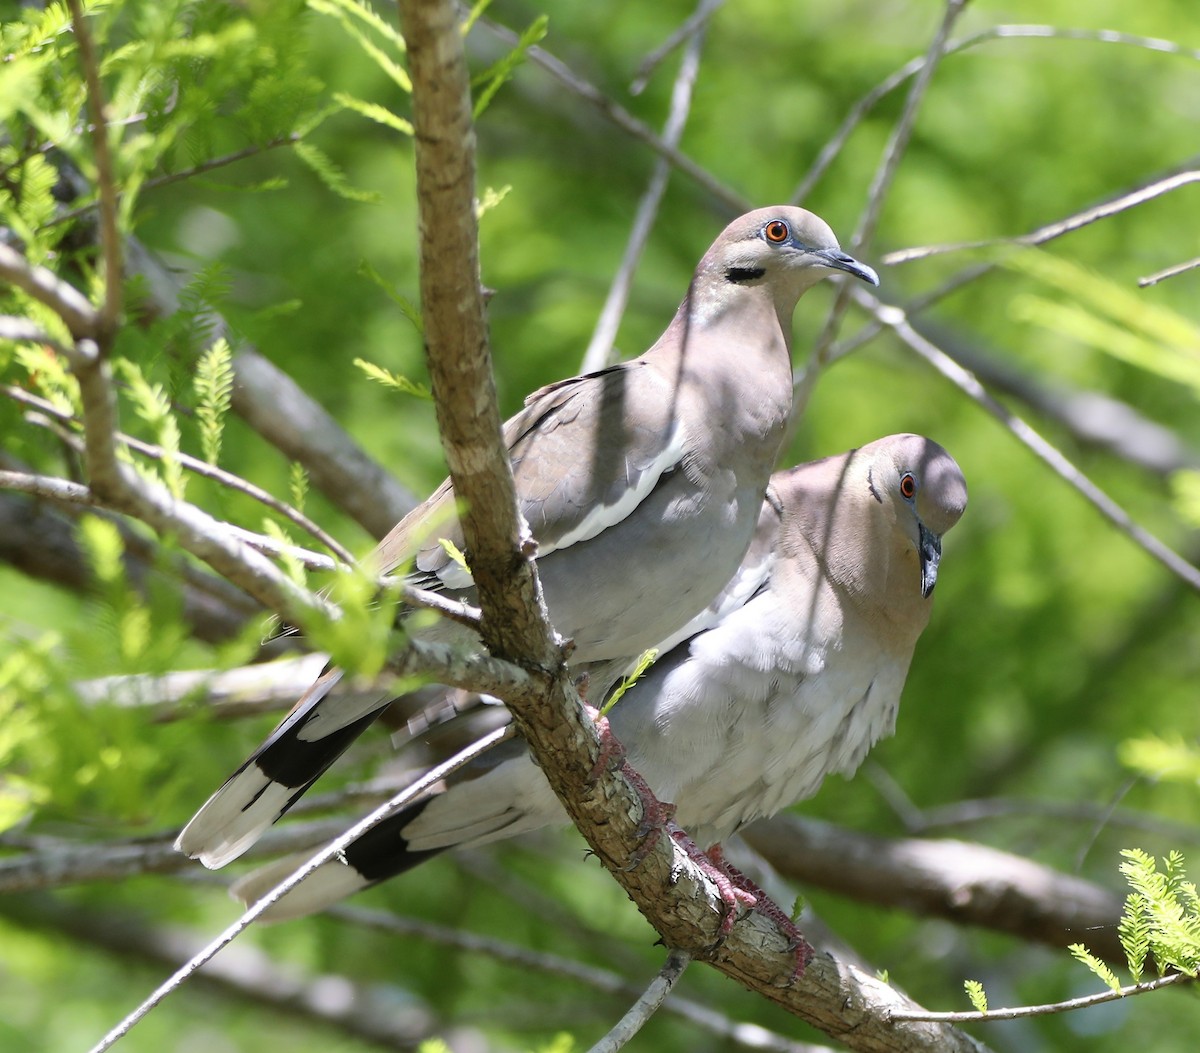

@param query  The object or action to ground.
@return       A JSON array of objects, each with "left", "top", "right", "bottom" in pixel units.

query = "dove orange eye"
[
  {"left": 764, "top": 220, "right": 790, "bottom": 243},
  {"left": 900, "top": 473, "right": 917, "bottom": 499}
]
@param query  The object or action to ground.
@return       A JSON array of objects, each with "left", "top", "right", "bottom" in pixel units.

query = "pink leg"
[{"left": 706, "top": 844, "right": 814, "bottom": 981}]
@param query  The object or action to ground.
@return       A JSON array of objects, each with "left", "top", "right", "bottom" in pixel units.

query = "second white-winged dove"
[
  {"left": 228, "top": 434, "right": 968, "bottom": 919},
  {"left": 177, "top": 207, "right": 879, "bottom": 869}
]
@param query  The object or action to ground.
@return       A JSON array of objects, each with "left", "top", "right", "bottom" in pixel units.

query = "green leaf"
[
  {"left": 354, "top": 357, "right": 432, "bottom": 399},
  {"left": 1069, "top": 944, "right": 1123, "bottom": 994},
  {"left": 600, "top": 648, "right": 658, "bottom": 716},
  {"left": 293, "top": 141, "right": 381, "bottom": 203},
  {"left": 333, "top": 92, "right": 413, "bottom": 136},
  {"left": 1119, "top": 734, "right": 1200, "bottom": 785},
  {"left": 194, "top": 338, "right": 234, "bottom": 465},
  {"left": 437, "top": 537, "right": 470, "bottom": 574},
  {"left": 308, "top": 0, "right": 411, "bottom": 92},
  {"left": 289, "top": 462, "right": 310, "bottom": 515},
  {"left": 358, "top": 260, "right": 423, "bottom": 333},
  {"left": 472, "top": 15, "right": 548, "bottom": 118},
  {"left": 963, "top": 979, "right": 988, "bottom": 1014},
  {"left": 477, "top": 184, "right": 511, "bottom": 221}
]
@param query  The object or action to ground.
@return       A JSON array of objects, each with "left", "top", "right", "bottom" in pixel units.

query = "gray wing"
[{"left": 372, "top": 359, "right": 684, "bottom": 591}]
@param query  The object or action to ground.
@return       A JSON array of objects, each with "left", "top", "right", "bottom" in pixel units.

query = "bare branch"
[
  {"left": 797, "top": 0, "right": 969, "bottom": 420},
  {"left": 0, "top": 488, "right": 264, "bottom": 647},
  {"left": 792, "top": 27, "right": 1200, "bottom": 205},
  {"left": 914, "top": 796, "right": 1200, "bottom": 846},
  {"left": 5, "top": 896, "right": 442, "bottom": 1050},
  {"left": 855, "top": 289, "right": 1200, "bottom": 593},
  {"left": 588, "top": 949, "right": 692, "bottom": 1053},
  {"left": 581, "top": 3, "right": 708, "bottom": 372},
  {"left": 358, "top": 7, "right": 997, "bottom": 1050},
  {"left": 910, "top": 327, "right": 1200, "bottom": 477},
  {"left": 629, "top": 0, "right": 725, "bottom": 95},
  {"left": 741, "top": 816, "right": 1126, "bottom": 964},
  {"left": 883, "top": 169, "right": 1200, "bottom": 265},
  {"left": 122, "top": 238, "right": 417, "bottom": 538},
  {"left": 890, "top": 972, "right": 1193, "bottom": 1024},
  {"left": 1140, "top": 255, "right": 1200, "bottom": 287},
  {"left": 225, "top": 347, "right": 417, "bottom": 539},
  {"left": 0, "top": 241, "right": 98, "bottom": 339},
  {"left": 0, "top": 315, "right": 72, "bottom": 354},
  {"left": 47, "top": 134, "right": 302, "bottom": 229},
  {"left": 85, "top": 724, "right": 516, "bottom": 1053},
  {"left": 67, "top": 0, "right": 122, "bottom": 343},
  {"left": 337, "top": 906, "right": 835, "bottom": 1053},
  {"left": 474, "top": 12, "right": 748, "bottom": 214}
]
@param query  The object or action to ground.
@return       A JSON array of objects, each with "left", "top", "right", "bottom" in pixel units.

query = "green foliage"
[
  {"left": 289, "top": 461, "right": 310, "bottom": 514},
  {"left": 354, "top": 355, "right": 432, "bottom": 398},
  {"left": 1008, "top": 249, "right": 1200, "bottom": 399},
  {"left": 193, "top": 338, "right": 234, "bottom": 465},
  {"left": 114, "top": 358, "right": 186, "bottom": 498},
  {"left": 472, "top": 14, "right": 549, "bottom": 118},
  {"left": 437, "top": 536, "right": 469, "bottom": 574},
  {"left": 1069, "top": 944, "right": 1124, "bottom": 994},
  {"left": 1120, "top": 735, "right": 1200, "bottom": 786},
  {"left": 1117, "top": 849, "right": 1200, "bottom": 980},
  {"left": 600, "top": 647, "right": 658, "bottom": 716},
  {"left": 963, "top": 979, "right": 989, "bottom": 1014}
]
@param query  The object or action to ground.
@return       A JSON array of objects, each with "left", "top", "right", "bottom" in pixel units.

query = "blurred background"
[{"left": 1, "top": 0, "right": 1198, "bottom": 1050}]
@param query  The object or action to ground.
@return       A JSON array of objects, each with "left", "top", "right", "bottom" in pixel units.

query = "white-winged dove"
[
  {"left": 176, "top": 207, "right": 878, "bottom": 869},
  {"left": 228, "top": 434, "right": 967, "bottom": 919}
]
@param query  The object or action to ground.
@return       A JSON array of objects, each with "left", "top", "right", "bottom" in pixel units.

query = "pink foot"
[
  {"left": 670, "top": 829, "right": 757, "bottom": 939},
  {"left": 706, "top": 844, "right": 814, "bottom": 981},
  {"left": 585, "top": 705, "right": 677, "bottom": 866}
]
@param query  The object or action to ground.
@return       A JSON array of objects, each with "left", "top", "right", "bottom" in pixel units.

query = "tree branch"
[
  {"left": 581, "top": 2, "right": 708, "bottom": 373},
  {"left": 588, "top": 949, "right": 691, "bottom": 1053},
  {"left": 3, "top": 895, "right": 442, "bottom": 1050},
  {"left": 741, "top": 816, "right": 1125, "bottom": 964}
]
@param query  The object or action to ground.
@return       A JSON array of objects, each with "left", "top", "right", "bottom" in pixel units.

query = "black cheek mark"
[{"left": 725, "top": 267, "right": 766, "bottom": 284}]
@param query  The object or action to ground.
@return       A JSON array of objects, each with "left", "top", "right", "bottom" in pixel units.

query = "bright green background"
[{"left": 1, "top": 1, "right": 1198, "bottom": 1050}]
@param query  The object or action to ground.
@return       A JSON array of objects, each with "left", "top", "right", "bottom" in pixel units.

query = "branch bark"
[{"left": 741, "top": 816, "right": 1126, "bottom": 964}]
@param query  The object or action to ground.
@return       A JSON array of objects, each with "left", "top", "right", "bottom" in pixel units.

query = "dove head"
[
  {"left": 692, "top": 206, "right": 878, "bottom": 323},
  {"left": 859, "top": 433, "right": 967, "bottom": 605},
  {"left": 779, "top": 434, "right": 966, "bottom": 629}
]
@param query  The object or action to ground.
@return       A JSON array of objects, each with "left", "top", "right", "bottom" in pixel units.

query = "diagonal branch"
[{"left": 581, "top": 1, "right": 709, "bottom": 373}]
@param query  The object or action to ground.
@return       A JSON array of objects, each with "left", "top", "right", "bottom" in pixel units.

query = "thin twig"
[
  {"left": 629, "top": 0, "right": 725, "bottom": 95},
  {"left": 797, "top": 0, "right": 968, "bottom": 420},
  {"left": 474, "top": 12, "right": 747, "bottom": 215},
  {"left": 85, "top": 724, "right": 516, "bottom": 1053},
  {"left": 0, "top": 315, "right": 72, "bottom": 355},
  {"left": 1140, "top": 255, "right": 1200, "bottom": 287},
  {"left": 588, "top": 949, "right": 692, "bottom": 1053},
  {"left": 67, "top": 0, "right": 122, "bottom": 344},
  {"left": 857, "top": 289, "right": 1200, "bottom": 593},
  {"left": 336, "top": 907, "right": 832, "bottom": 1053},
  {"left": 46, "top": 134, "right": 302, "bottom": 229},
  {"left": 884, "top": 169, "right": 1200, "bottom": 264},
  {"left": 823, "top": 165, "right": 1200, "bottom": 366},
  {"left": 890, "top": 971, "right": 1193, "bottom": 1023},
  {"left": 911, "top": 797, "right": 1200, "bottom": 845},
  {"left": 791, "top": 25, "right": 1200, "bottom": 205},
  {"left": 3, "top": 897, "right": 442, "bottom": 1051},
  {"left": 3, "top": 384, "right": 355, "bottom": 565},
  {"left": 581, "top": 4, "right": 708, "bottom": 373}
]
